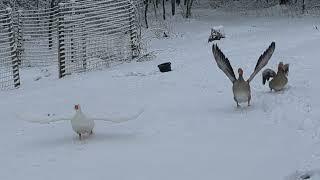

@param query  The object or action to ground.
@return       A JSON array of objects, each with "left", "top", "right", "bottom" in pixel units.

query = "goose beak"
[{"left": 74, "top": 104, "right": 80, "bottom": 110}]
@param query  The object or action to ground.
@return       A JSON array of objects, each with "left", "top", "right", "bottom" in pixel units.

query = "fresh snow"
[{"left": 1, "top": 8, "right": 320, "bottom": 180}]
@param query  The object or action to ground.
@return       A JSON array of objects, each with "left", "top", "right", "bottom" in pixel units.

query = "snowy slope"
[{"left": 1, "top": 8, "right": 320, "bottom": 180}]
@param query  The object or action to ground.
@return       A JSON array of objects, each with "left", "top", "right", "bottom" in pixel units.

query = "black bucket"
[{"left": 158, "top": 62, "right": 171, "bottom": 72}]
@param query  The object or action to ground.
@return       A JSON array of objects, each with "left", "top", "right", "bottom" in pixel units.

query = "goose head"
[
  {"left": 278, "top": 62, "right": 284, "bottom": 72},
  {"left": 74, "top": 104, "right": 81, "bottom": 112},
  {"left": 238, "top": 68, "right": 244, "bottom": 79}
]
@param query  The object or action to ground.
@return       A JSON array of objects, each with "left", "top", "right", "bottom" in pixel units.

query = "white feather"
[
  {"left": 91, "top": 109, "right": 144, "bottom": 123},
  {"left": 17, "top": 113, "right": 70, "bottom": 124}
]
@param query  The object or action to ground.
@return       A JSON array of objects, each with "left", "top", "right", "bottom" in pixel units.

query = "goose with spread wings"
[
  {"left": 212, "top": 42, "right": 276, "bottom": 107},
  {"left": 25, "top": 104, "right": 143, "bottom": 140},
  {"left": 262, "top": 62, "right": 289, "bottom": 91}
]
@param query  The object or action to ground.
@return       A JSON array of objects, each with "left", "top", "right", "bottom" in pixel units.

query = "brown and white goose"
[
  {"left": 262, "top": 62, "right": 289, "bottom": 91},
  {"left": 212, "top": 42, "right": 275, "bottom": 107}
]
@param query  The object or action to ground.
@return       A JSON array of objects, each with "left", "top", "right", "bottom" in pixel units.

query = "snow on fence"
[
  {"left": 57, "top": 0, "right": 140, "bottom": 78},
  {"left": 0, "top": 8, "right": 20, "bottom": 90},
  {"left": 16, "top": 0, "right": 140, "bottom": 78},
  {"left": 18, "top": 7, "right": 59, "bottom": 67},
  {"left": 0, "top": 0, "right": 140, "bottom": 90}
]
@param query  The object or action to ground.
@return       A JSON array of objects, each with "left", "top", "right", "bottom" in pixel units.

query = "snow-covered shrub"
[{"left": 208, "top": 25, "right": 225, "bottom": 42}]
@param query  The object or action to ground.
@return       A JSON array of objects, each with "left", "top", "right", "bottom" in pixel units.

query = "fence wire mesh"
[
  {"left": 0, "top": 8, "right": 20, "bottom": 90},
  {"left": 18, "top": 7, "right": 59, "bottom": 67},
  {"left": 57, "top": 0, "right": 140, "bottom": 77}
]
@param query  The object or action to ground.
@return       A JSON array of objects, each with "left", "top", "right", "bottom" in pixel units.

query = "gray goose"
[
  {"left": 262, "top": 62, "right": 289, "bottom": 91},
  {"left": 212, "top": 42, "right": 275, "bottom": 107}
]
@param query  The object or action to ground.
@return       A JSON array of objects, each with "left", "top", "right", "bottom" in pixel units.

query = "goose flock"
[
  {"left": 27, "top": 41, "right": 290, "bottom": 140},
  {"left": 212, "top": 42, "right": 289, "bottom": 107}
]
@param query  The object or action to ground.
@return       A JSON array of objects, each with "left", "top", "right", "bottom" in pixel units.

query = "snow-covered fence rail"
[
  {"left": 0, "top": 8, "right": 20, "bottom": 90},
  {"left": 57, "top": 0, "right": 140, "bottom": 78}
]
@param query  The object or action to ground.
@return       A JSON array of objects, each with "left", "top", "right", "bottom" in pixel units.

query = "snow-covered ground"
[{"left": 1, "top": 7, "right": 320, "bottom": 180}]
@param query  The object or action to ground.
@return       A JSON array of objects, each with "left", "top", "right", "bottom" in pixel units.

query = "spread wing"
[
  {"left": 247, "top": 42, "right": 276, "bottom": 82},
  {"left": 262, "top": 68, "right": 276, "bottom": 85},
  {"left": 91, "top": 109, "right": 144, "bottom": 123},
  {"left": 212, "top": 44, "right": 236, "bottom": 83},
  {"left": 283, "top": 63, "right": 289, "bottom": 76},
  {"left": 17, "top": 113, "right": 70, "bottom": 124}
]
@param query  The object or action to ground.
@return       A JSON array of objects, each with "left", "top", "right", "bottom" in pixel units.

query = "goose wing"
[
  {"left": 91, "top": 109, "right": 144, "bottom": 123},
  {"left": 262, "top": 68, "right": 276, "bottom": 85},
  {"left": 248, "top": 42, "right": 276, "bottom": 82},
  {"left": 17, "top": 113, "right": 70, "bottom": 124},
  {"left": 212, "top": 44, "right": 236, "bottom": 83}
]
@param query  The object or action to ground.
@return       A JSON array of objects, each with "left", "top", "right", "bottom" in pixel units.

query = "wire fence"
[
  {"left": 0, "top": 8, "right": 20, "bottom": 90},
  {"left": 18, "top": 7, "right": 59, "bottom": 67},
  {"left": 57, "top": 0, "right": 140, "bottom": 78},
  {"left": 0, "top": 0, "right": 141, "bottom": 90}
]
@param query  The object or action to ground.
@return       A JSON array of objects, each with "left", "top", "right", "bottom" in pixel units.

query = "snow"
[{"left": 1, "top": 7, "right": 320, "bottom": 180}]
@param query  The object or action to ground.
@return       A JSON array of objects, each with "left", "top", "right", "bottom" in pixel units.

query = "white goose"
[{"left": 26, "top": 104, "right": 143, "bottom": 140}]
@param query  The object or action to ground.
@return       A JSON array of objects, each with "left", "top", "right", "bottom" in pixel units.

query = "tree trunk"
[
  {"left": 153, "top": 0, "right": 157, "bottom": 17},
  {"left": 171, "top": 0, "right": 175, "bottom": 16},
  {"left": 144, "top": 0, "right": 149, "bottom": 28},
  {"left": 162, "top": 0, "right": 166, "bottom": 20},
  {"left": 186, "top": 0, "right": 193, "bottom": 18},
  {"left": 302, "top": 0, "right": 305, "bottom": 14}
]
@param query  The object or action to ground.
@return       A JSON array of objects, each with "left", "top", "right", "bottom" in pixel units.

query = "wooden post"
[
  {"left": 70, "top": 1, "right": 75, "bottom": 63},
  {"left": 48, "top": 6, "right": 56, "bottom": 49},
  {"left": 57, "top": 4, "right": 66, "bottom": 78},
  {"left": 6, "top": 8, "right": 20, "bottom": 88},
  {"left": 81, "top": 18, "right": 87, "bottom": 70},
  {"left": 129, "top": 2, "right": 139, "bottom": 59},
  {"left": 16, "top": 10, "right": 23, "bottom": 65}
]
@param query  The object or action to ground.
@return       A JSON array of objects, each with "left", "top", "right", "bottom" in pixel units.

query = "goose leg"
[
  {"left": 248, "top": 96, "right": 251, "bottom": 106},
  {"left": 90, "top": 130, "right": 93, "bottom": 135},
  {"left": 234, "top": 97, "right": 240, "bottom": 108},
  {"left": 236, "top": 102, "right": 240, "bottom": 108}
]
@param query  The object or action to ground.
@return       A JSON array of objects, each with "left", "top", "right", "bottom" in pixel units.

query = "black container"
[{"left": 158, "top": 62, "right": 171, "bottom": 72}]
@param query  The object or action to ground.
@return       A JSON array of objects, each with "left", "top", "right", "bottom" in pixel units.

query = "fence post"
[
  {"left": 6, "top": 8, "right": 20, "bottom": 88},
  {"left": 57, "top": 3, "right": 66, "bottom": 78},
  {"left": 70, "top": 1, "right": 75, "bottom": 63},
  {"left": 128, "top": 1, "right": 140, "bottom": 59},
  {"left": 81, "top": 19, "right": 87, "bottom": 70},
  {"left": 16, "top": 10, "right": 23, "bottom": 65},
  {"left": 48, "top": 6, "right": 56, "bottom": 49}
]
